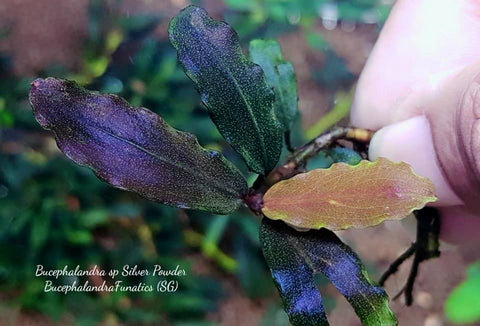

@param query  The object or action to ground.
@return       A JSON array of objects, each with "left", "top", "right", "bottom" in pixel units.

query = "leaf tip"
[{"left": 262, "top": 157, "right": 439, "bottom": 231}]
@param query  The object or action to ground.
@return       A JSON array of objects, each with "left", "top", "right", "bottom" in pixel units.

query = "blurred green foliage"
[
  {"left": 0, "top": 0, "right": 392, "bottom": 324},
  {"left": 445, "top": 260, "right": 480, "bottom": 324},
  {"left": 222, "top": 0, "right": 391, "bottom": 42}
]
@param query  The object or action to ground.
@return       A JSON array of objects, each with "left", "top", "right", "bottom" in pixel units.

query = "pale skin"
[{"left": 351, "top": 0, "right": 480, "bottom": 244}]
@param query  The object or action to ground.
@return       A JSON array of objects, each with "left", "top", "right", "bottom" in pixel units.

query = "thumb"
[
  {"left": 351, "top": 0, "right": 480, "bottom": 129},
  {"left": 368, "top": 115, "right": 462, "bottom": 207},
  {"left": 440, "top": 206, "right": 480, "bottom": 247},
  {"left": 369, "top": 62, "right": 480, "bottom": 213}
]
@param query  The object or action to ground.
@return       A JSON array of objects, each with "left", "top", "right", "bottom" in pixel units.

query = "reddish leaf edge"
[{"left": 262, "top": 157, "right": 438, "bottom": 231}]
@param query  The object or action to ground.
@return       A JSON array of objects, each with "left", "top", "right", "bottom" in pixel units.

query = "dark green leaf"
[
  {"left": 307, "top": 147, "right": 362, "bottom": 170},
  {"left": 29, "top": 78, "right": 248, "bottom": 214},
  {"left": 327, "top": 147, "right": 362, "bottom": 165},
  {"left": 168, "top": 6, "right": 283, "bottom": 174},
  {"left": 260, "top": 218, "right": 397, "bottom": 326},
  {"left": 249, "top": 39, "right": 299, "bottom": 131}
]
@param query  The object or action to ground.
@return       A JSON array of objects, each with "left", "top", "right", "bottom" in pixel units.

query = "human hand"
[{"left": 351, "top": 0, "right": 480, "bottom": 244}]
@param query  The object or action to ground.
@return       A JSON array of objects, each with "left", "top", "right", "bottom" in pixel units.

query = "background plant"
[
  {"left": 25, "top": 4, "right": 442, "bottom": 326},
  {"left": 2, "top": 1, "right": 474, "bottom": 325}
]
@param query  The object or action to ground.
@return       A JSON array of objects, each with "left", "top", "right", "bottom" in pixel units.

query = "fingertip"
[
  {"left": 369, "top": 116, "right": 463, "bottom": 207},
  {"left": 440, "top": 206, "right": 480, "bottom": 248}
]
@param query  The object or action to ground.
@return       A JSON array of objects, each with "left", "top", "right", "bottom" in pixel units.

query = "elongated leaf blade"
[
  {"left": 260, "top": 218, "right": 397, "bottom": 326},
  {"left": 29, "top": 78, "right": 248, "bottom": 214},
  {"left": 169, "top": 6, "right": 283, "bottom": 175},
  {"left": 261, "top": 218, "right": 329, "bottom": 326},
  {"left": 249, "top": 39, "right": 299, "bottom": 131},
  {"left": 262, "top": 157, "right": 436, "bottom": 230}
]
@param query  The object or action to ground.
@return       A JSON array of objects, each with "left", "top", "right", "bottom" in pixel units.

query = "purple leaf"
[{"left": 29, "top": 78, "right": 248, "bottom": 214}]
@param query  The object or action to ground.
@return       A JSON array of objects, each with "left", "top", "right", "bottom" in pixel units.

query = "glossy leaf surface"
[
  {"left": 29, "top": 78, "right": 248, "bottom": 214},
  {"left": 260, "top": 218, "right": 397, "bottom": 326},
  {"left": 249, "top": 39, "right": 298, "bottom": 131},
  {"left": 262, "top": 157, "right": 436, "bottom": 230},
  {"left": 169, "top": 6, "right": 283, "bottom": 174}
]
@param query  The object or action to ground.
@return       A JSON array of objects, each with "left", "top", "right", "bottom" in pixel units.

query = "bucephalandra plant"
[{"left": 29, "top": 5, "right": 440, "bottom": 326}]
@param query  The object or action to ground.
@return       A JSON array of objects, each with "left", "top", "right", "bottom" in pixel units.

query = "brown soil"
[{"left": 0, "top": 0, "right": 88, "bottom": 75}]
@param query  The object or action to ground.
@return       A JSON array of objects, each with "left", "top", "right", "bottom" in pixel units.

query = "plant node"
[{"left": 243, "top": 189, "right": 264, "bottom": 215}]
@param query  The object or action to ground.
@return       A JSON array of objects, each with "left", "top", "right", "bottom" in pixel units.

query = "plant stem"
[
  {"left": 265, "top": 127, "right": 372, "bottom": 188},
  {"left": 284, "top": 131, "right": 295, "bottom": 152},
  {"left": 378, "top": 243, "right": 416, "bottom": 286},
  {"left": 404, "top": 207, "right": 441, "bottom": 306},
  {"left": 245, "top": 127, "right": 373, "bottom": 212}
]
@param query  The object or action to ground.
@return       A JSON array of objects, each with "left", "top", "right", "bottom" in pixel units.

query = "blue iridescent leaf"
[{"left": 260, "top": 218, "right": 397, "bottom": 326}]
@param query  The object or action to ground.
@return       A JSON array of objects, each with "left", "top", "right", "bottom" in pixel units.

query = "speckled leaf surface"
[
  {"left": 169, "top": 6, "right": 283, "bottom": 175},
  {"left": 29, "top": 78, "right": 248, "bottom": 214},
  {"left": 260, "top": 218, "right": 397, "bottom": 326},
  {"left": 249, "top": 39, "right": 298, "bottom": 131},
  {"left": 262, "top": 157, "right": 436, "bottom": 230}
]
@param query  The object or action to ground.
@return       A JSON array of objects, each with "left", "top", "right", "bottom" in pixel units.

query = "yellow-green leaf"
[{"left": 262, "top": 157, "right": 437, "bottom": 230}]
